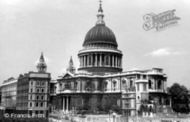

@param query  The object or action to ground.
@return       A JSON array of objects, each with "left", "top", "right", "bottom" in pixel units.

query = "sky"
[{"left": 0, "top": 0, "right": 190, "bottom": 87}]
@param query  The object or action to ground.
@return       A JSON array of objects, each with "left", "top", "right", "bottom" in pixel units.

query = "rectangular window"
[
  {"left": 36, "top": 102, "right": 38, "bottom": 107},
  {"left": 143, "top": 75, "right": 147, "bottom": 79},
  {"left": 143, "top": 84, "right": 147, "bottom": 91},
  {"left": 30, "top": 102, "right": 32, "bottom": 107},
  {"left": 137, "top": 84, "right": 139, "bottom": 91},
  {"left": 41, "top": 102, "right": 43, "bottom": 107},
  {"left": 41, "top": 88, "right": 44, "bottom": 93},
  {"left": 31, "top": 81, "right": 33, "bottom": 86},
  {"left": 137, "top": 74, "right": 140, "bottom": 79},
  {"left": 37, "top": 89, "right": 39, "bottom": 93},
  {"left": 30, "top": 88, "right": 33, "bottom": 93}
]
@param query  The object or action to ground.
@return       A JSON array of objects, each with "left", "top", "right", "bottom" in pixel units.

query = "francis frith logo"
[{"left": 143, "top": 9, "right": 180, "bottom": 31}]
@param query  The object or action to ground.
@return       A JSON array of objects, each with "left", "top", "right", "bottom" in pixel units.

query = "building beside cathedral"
[
  {"left": 16, "top": 53, "right": 51, "bottom": 118},
  {"left": 0, "top": 77, "right": 17, "bottom": 110},
  {"left": 50, "top": 1, "right": 169, "bottom": 116}
]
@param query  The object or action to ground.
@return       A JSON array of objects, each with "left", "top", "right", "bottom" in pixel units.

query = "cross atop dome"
[{"left": 98, "top": 0, "right": 103, "bottom": 13}]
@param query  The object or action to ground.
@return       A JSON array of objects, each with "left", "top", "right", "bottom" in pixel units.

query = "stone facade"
[{"left": 50, "top": 68, "right": 168, "bottom": 116}]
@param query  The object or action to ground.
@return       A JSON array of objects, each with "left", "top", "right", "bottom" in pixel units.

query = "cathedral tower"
[
  {"left": 36, "top": 52, "right": 47, "bottom": 73},
  {"left": 66, "top": 56, "right": 76, "bottom": 74}
]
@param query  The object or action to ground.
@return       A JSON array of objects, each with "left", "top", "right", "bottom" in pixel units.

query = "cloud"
[{"left": 145, "top": 48, "right": 186, "bottom": 57}]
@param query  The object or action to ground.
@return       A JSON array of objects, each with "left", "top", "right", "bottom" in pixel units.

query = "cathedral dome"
[
  {"left": 83, "top": 24, "right": 117, "bottom": 46},
  {"left": 78, "top": 1, "right": 123, "bottom": 74}
]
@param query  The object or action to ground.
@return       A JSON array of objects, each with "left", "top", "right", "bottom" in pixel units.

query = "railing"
[
  {"left": 78, "top": 47, "right": 122, "bottom": 53},
  {"left": 79, "top": 64, "right": 122, "bottom": 68},
  {"left": 148, "top": 89, "right": 166, "bottom": 93}
]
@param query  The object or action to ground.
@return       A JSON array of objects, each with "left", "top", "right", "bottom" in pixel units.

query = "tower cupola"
[
  {"left": 37, "top": 52, "right": 47, "bottom": 73},
  {"left": 66, "top": 56, "right": 76, "bottom": 74}
]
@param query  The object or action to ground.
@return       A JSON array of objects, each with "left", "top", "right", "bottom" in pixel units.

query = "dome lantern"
[{"left": 96, "top": 0, "right": 105, "bottom": 25}]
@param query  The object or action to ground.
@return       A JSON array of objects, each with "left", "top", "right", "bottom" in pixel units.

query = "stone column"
[
  {"left": 100, "top": 54, "right": 102, "bottom": 66},
  {"left": 112, "top": 55, "right": 115, "bottom": 67},
  {"left": 66, "top": 96, "right": 69, "bottom": 111},
  {"left": 91, "top": 54, "right": 93, "bottom": 66},
  {"left": 87, "top": 55, "right": 89, "bottom": 66},
  {"left": 95, "top": 54, "right": 98, "bottom": 66},
  {"left": 108, "top": 55, "right": 111, "bottom": 67},
  {"left": 82, "top": 56, "right": 84, "bottom": 67},
  {"left": 63, "top": 97, "right": 65, "bottom": 111},
  {"left": 80, "top": 57, "right": 82, "bottom": 67},
  {"left": 117, "top": 57, "right": 119, "bottom": 67},
  {"left": 116, "top": 56, "right": 118, "bottom": 67},
  {"left": 121, "top": 58, "right": 122, "bottom": 68},
  {"left": 84, "top": 55, "right": 86, "bottom": 67}
]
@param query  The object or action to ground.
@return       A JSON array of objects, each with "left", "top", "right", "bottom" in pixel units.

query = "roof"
[{"left": 83, "top": 24, "right": 117, "bottom": 46}]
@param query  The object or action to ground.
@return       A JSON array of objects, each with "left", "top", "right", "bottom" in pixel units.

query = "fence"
[{"left": 49, "top": 115, "right": 190, "bottom": 122}]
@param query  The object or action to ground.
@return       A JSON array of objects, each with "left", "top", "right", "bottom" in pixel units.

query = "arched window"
[
  {"left": 113, "top": 81, "right": 117, "bottom": 91},
  {"left": 122, "top": 79, "right": 126, "bottom": 84},
  {"left": 122, "top": 79, "right": 126, "bottom": 89}
]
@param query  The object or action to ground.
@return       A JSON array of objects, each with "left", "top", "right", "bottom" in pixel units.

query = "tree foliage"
[{"left": 169, "top": 83, "right": 189, "bottom": 113}]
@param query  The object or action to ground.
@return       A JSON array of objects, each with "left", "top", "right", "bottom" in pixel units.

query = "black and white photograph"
[{"left": 0, "top": 0, "right": 190, "bottom": 122}]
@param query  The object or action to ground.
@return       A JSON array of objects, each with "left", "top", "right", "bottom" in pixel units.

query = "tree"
[{"left": 169, "top": 83, "right": 189, "bottom": 114}]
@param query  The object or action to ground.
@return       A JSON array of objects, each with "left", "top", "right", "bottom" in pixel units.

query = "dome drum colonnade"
[{"left": 78, "top": 52, "right": 122, "bottom": 68}]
